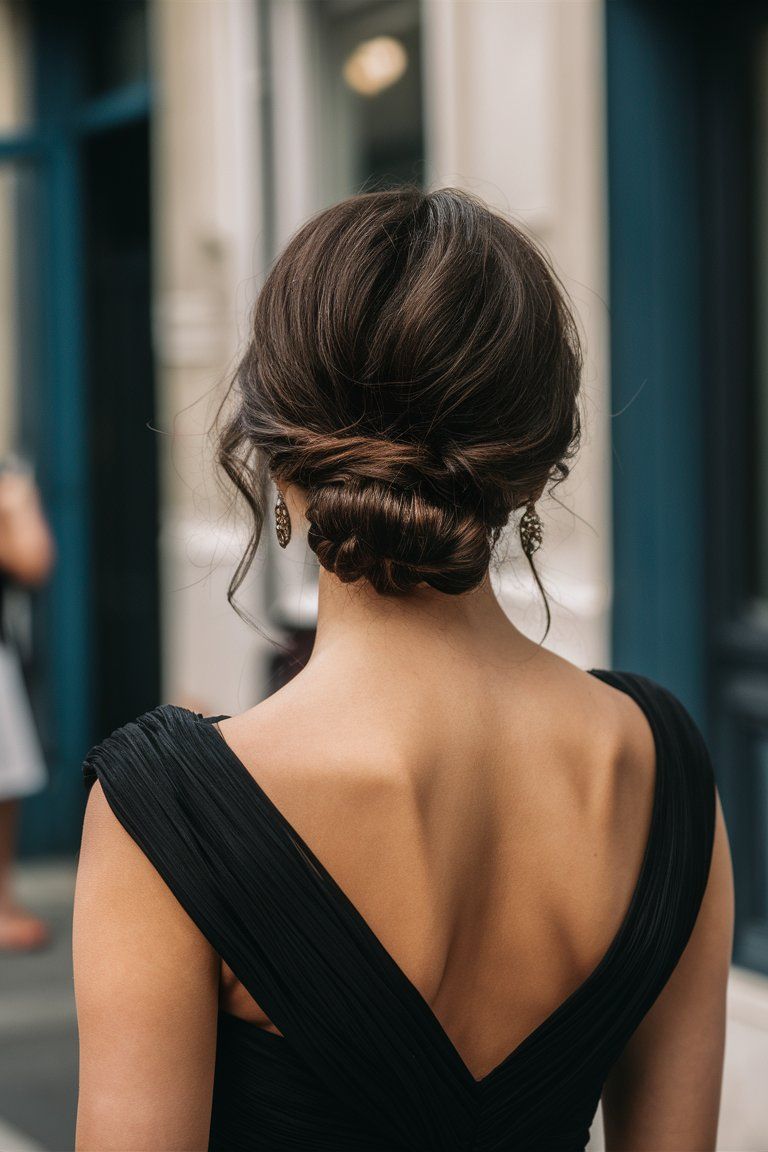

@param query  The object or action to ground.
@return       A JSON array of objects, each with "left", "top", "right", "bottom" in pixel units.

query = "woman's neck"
[{"left": 307, "top": 565, "right": 539, "bottom": 676}]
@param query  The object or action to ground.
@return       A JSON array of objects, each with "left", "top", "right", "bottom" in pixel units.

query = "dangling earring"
[
  {"left": 274, "top": 487, "right": 291, "bottom": 548},
  {"left": 519, "top": 500, "right": 543, "bottom": 556}
]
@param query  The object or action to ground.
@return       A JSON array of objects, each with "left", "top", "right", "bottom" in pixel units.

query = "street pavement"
[{"left": 0, "top": 859, "right": 78, "bottom": 1152}]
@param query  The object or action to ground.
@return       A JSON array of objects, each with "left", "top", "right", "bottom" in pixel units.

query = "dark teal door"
[
  {"left": 606, "top": 0, "right": 768, "bottom": 976},
  {"left": 0, "top": 0, "right": 158, "bottom": 855},
  {"left": 84, "top": 121, "right": 160, "bottom": 743}
]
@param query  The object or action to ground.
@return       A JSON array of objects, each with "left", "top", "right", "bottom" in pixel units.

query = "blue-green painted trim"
[
  {"left": 0, "top": 80, "right": 151, "bottom": 156},
  {"left": 605, "top": 1, "right": 706, "bottom": 727},
  {"left": 0, "top": 133, "right": 43, "bottom": 160},
  {"left": 36, "top": 135, "right": 90, "bottom": 851},
  {"left": 74, "top": 80, "right": 151, "bottom": 136},
  {"left": 15, "top": 9, "right": 91, "bottom": 855}
]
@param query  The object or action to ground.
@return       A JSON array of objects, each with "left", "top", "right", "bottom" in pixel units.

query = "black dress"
[{"left": 82, "top": 668, "right": 716, "bottom": 1152}]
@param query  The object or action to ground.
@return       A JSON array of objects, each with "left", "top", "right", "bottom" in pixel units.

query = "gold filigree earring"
[
  {"left": 274, "top": 487, "right": 291, "bottom": 548},
  {"left": 519, "top": 500, "right": 543, "bottom": 556}
]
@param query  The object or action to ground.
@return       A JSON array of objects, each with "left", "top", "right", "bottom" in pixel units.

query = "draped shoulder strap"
[
  {"left": 607, "top": 668, "right": 716, "bottom": 898},
  {"left": 82, "top": 704, "right": 283, "bottom": 988},
  {"left": 82, "top": 702, "right": 357, "bottom": 1046},
  {"left": 631, "top": 668, "right": 717, "bottom": 952},
  {"left": 584, "top": 668, "right": 717, "bottom": 1049},
  {"left": 82, "top": 704, "right": 476, "bottom": 1149}
]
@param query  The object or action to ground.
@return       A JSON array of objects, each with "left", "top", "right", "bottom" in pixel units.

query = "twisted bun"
[
  {"left": 267, "top": 430, "right": 507, "bottom": 595},
  {"left": 218, "top": 186, "right": 582, "bottom": 605},
  {"left": 306, "top": 480, "right": 493, "bottom": 597}
]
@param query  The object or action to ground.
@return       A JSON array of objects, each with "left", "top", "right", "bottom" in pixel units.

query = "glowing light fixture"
[{"left": 342, "top": 35, "right": 407, "bottom": 97}]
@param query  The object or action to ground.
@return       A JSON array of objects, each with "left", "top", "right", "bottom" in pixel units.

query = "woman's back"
[
  {"left": 77, "top": 645, "right": 724, "bottom": 1150},
  {"left": 212, "top": 638, "right": 658, "bottom": 1085}
]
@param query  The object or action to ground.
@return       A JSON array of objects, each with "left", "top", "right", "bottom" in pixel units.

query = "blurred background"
[{"left": 0, "top": 0, "right": 766, "bottom": 1148}]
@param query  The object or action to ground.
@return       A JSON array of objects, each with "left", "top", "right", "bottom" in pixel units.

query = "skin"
[
  {"left": 601, "top": 787, "right": 733, "bottom": 1150},
  {"left": 0, "top": 468, "right": 56, "bottom": 951},
  {"left": 0, "top": 469, "right": 55, "bottom": 587},
  {"left": 74, "top": 482, "right": 734, "bottom": 1151}
]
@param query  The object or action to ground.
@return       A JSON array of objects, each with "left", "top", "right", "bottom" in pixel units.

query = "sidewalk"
[{"left": 0, "top": 859, "right": 78, "bottom": 1152}]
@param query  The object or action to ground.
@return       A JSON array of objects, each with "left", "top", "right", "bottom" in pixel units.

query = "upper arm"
[
  {"left": 73, "top": 779, "right": 221, "bottom": 1151},
  {"left": 601, "top": 785, "right": 735, "bottom": 1152},
  {"left": 0, "top": 473, "right": 55, "bottom": 586}
]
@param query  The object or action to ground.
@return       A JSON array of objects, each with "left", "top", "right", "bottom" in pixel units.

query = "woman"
[
  {"left": 0, "top": 458, "right": 54, "bottom": 951},
  {"left": 73, "top": 187, "right": 734, "bottom": 1151}
]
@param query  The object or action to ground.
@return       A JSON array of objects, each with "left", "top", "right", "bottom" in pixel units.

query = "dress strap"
[
  {"left": 82, "top": 703, "right": 362, "bottom": 1049},
  {"left": 584, "top": 668, "right": 717, "bottom": 1060},
  {"left": 82, "top": 704, "right": 475, "bottom": 1148}
]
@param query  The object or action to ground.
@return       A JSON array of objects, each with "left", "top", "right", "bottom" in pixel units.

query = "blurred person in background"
[
  {"left": 0, "top": 455, "right": 55, "bottom": 951},
  {"left": 73, "top": 188, "right": 733, "bottom": 1151}
]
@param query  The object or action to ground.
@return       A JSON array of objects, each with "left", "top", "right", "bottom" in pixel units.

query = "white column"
[
  {"left": 422, "top": 0, "right": 611, "bottom": 670},
  {"left": 150, "top": 0, "right": 270, "bottom": 714}
]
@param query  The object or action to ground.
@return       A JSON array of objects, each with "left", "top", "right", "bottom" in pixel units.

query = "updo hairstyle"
[{"left": 217, "top": 186, "right": 583, "bottom": 633}]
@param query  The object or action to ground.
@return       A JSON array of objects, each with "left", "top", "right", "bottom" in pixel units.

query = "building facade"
[{"left": 0, "top": 0, "right": 766, "bottom": 1144}]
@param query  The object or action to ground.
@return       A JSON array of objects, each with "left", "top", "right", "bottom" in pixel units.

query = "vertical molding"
[{"left": 151, "top": 0, "right": 268, "bottom": 714}]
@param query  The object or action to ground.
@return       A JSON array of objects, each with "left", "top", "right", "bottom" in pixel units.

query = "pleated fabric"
[{"left": 82, "top": 668, "right": 716, "bottom": 1152}]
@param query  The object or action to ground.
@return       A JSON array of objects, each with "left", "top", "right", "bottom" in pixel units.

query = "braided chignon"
[
  {"left": 217, "top": 185, "right": 583, "bottom": 618},
  {"left": 270, "top": 431, "right": 509, "bottom": 596}
]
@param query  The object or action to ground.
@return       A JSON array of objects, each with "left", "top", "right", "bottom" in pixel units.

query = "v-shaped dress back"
[{"left": 82, "top": 668, "right": 716, "bottom": 1152}]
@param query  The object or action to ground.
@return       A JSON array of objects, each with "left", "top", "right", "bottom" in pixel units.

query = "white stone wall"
[{"left": 719, "top": 967, "right": 768, "bottom": 1150}]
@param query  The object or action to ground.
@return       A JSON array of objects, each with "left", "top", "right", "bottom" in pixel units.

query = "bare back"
[
  {"left": 216, "top": 647, "right": 657, "bottom": 1083},
  {"left": 76, "top": 643, "right": 729, "bottom": 1150}
]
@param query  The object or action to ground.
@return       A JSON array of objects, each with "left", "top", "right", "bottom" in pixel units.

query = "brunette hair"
[{"left": 217, "top": 185, "right": 583, "bottom": 634}]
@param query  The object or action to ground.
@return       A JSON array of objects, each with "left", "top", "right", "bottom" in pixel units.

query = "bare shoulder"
[
  {"left": 214, "top": 671, "right": 406, "bottom": 798},
  {"left": 536, "top": 654, "right": 659, "bottom": 799},
  {"left": 214, "top": 692, "right": 411, "bottom": 874},
  {"left": 74, "top": 782, "right": 220, "bottom": 1149},
  {"left": 77, "top": 702, "right": 227, "bottom": 955},
  {"left": 75, "top": 777, "right": 217, "bottom": 963},
  {"left": 531, "top": 648, "right": 645, "bottom": 728}
]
